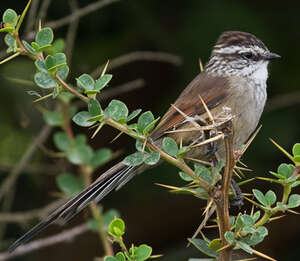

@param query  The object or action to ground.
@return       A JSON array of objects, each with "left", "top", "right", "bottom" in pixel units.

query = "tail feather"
[{"left": 9, "top": 162, "right": 138, "bottom": 252}]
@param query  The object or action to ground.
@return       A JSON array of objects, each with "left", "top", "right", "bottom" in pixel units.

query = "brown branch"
[
  {"left": 0, "top": 125, "right": 52, "bottom": 201},
  {"left": 0, "top": 223, "right": 89, "bottom": 261},
  {"left": 46, "top": 0, "right": 120, "bottom": 30},
  {"left": 91, "top": 51, "right": 182, "bottom": 78},
  {"left": 0, "top": 199, "right": 65, "bottom": 223},
  {"left": 214, "top": 122, "right": 235, "bottom": 261}
]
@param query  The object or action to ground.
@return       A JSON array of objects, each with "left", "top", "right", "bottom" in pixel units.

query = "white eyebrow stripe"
[{"left": 213, "top": 45, "right": 267, "bottom": 55}]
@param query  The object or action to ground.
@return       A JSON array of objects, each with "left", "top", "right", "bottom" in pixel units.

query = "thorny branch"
[{"left": 214, "top": 122, "right": 235, "bottom": 261}]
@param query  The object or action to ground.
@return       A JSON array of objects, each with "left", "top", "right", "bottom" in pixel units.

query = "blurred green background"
[{"left": 0, "top": 0, "right": 299, "bottom": 260}]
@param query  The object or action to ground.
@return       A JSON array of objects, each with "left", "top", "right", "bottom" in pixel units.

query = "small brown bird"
[{"left": 9, "top": 31, "right": 280, "bottom": 251}]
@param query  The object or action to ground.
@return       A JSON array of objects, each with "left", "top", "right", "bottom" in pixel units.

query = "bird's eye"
[{"left": 241, "top": 52, "right": 253, "bottom": 59}]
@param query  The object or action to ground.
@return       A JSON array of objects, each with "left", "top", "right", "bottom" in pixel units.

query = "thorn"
[
  {"left": 199, "top": 58, "right": 204, "bottom": 72},
  {"left": 33, "top": 92, "right": 53, "bottom": 103},
  {"left": 239, "top": 125, "right": 262, "bottom": 156},
  {"left": 269, "top": 138, "right": 294, "bottom": 162},
  {"left": 38, "top": 19, "right": 42, "bottom": 31},
  {"left": 0, "top": 52, "right": 21, "bottom": 65},
  {"left": 190, "top": 133, "right": 224, "bottom": 148},
  {"left": 198, "top": 95, "right": 214, "bottom": 124},
  {"left": 252, "top": 249, "right": 277, "bottom": 261},
  {"left": 101, "top": 60, "right": 110, "bottom": 77},
  {"left": 110, "top": 131, "right": 123, "bottom": 143},
  {"left": 216, "top": 244, "right": 232, "bottom": 252},
  {"left": 269, "top": 215, "right": 286, "bottom": 221},
  {"left": 170, "top": 104, "right": 201, "bottom": 129},
  {"left": 236, "top": 258, "right": 257, "bottom": 261},
  {"left": 184, "top": 157, "right": 212, "bottom": 166},
  {"left": 91, "top": 123, "right": 104, "bottom": 139}
]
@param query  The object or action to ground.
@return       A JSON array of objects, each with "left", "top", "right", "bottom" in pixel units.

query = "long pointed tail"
[{"left": 9, "top": 162, "right": 138, "bottom": 252}]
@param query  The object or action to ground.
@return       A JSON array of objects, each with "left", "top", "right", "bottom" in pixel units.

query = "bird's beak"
[{"left": 265, "top": 52, "right": 281, "bottom": 60}]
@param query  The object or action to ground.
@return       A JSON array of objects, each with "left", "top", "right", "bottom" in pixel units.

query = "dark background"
[{"left": 0, "top": 0, "right": 299, "bottom": 260}]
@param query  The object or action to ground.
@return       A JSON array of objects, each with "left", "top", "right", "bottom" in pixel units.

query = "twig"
[
  {"left": 99, "top": 79, "right": 145, "bottom": 101},
  {"left": 0, "top": 199, "right": 65, "bottom": 223},
  {"left": 91, "top": 51, "right": 182, "bottom": 78},
  {"left": 0, "top": 223, "right": 90, "bottom": 261},
  {"left": 46, "top": 0, "right": 120, "bottom": 30},
  {"left": 0, "top": 125, "right": 52, "bottom": 201}
]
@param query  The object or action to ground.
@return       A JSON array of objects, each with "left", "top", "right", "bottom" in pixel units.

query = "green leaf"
[
  {"left": 293, "top": 143, "right": 300, "bottom": 156},
  {"left": 127, "top": 109, "right": 142, "bottom": 122},
  {"left": 235, "top": 215, "right": 244, "bottom": 232},
  {"left": 34, "top": 72, "right": 57, "bottom": 88},
  {"left": 144, "top": 151, "right": 160, "bottom": 165},
  {"left": 54, "top": 132, "right": 72, "bottom": 151},
  {"left": 35, "top": 27, "right": 54, "bottom": 47},
  {"left": 0, "top": 27, "right": 15, "bottom": 33},
  {"left": 3, "top": 9, "right": 18, "bottom": 26},
  {"left": 31, "top": 41, "right": 39, "bottom": 50},
  {"left": 288, "top": 194, "right": 300, "bottom": 208},
  {"left": 47, "top": 38, "right": 65, "bottom": 55},
  {"left": 241, "top": 215, "right": 254, "bottom": 227},
  {"left": 134, "top": 244, "right": 152, "bottom": 261},
  {"left": 269, "top": 171, "right": 286, "bottom": 180},
  {"left": 236, "top": 241, "right": 253, "bottom": 254},
  {"left": 115, "top": 252, "right": 126, "bottom": 261},
  {"left": 265, "top": 190, "right": 276, "bottom": 206},
  {"left": 66, "top": 144, "right": 94, "bottom": 165},
  {"left": 177, "top": 146, "right": 190, "bottom": 157},
  {"left": 103, "top": 209, "right": 120, "bottom": 230},
  {"left": 294, "top": 155, "right": 300, "bottom": 164},
  {"left": 56, "top": 173, "right": 83, "bottom": 196},
  {"left": 22, "top": 40, "right": 37, "bottom": 55},
  {"left": 252, "top": 211, "right": 261, "bottom": 222},
  {"left": 45, "top": 53, "right": 67, "bottom": 71},
  {"left": 242, "top": 227, "right": 256, "bottom": 234},
  {"left": 179, "top": 171, "right": 193, "bottom": 182},
  {"left": 104, "top": 100, "right": 128, "bottom": 122},
  {"left": 76, "top": 74, "right": 95, "bottom": 92},
  {"left": 90, "top": 148, "right": 112, "bottom": 168},
  {"left": 43, "top": 111, "right": 64, "bottom": 126},
  {"left": 143, "top": 118, "right": 160, "bottom": 135},
  {"left": 4, "top": 34, "right": 16, "bottom": 53},
  {"left": 276, "top": 202, "right": 288, "bottom": 210},
  {"left": 35, "top": 59, "right": 48, "bottom": 73},
  {"left": 253, "top": 189, "right": 268, "bottom": 206},
  {"left": 277, "top": 163, "right": 294, "bottom": 178},
  {"left": 195, "top": 164, "right": 212, "bottom": 184},
  {"left": 188, "top": 259, "right": 214, "bottom": 261},
  {"left": 291, "top": 181, "right": 300, "bottom": 188},
  {"left": 137, "top": 111, "right": 154, "bottom": 133},
  {"left": 108, "top": 218, "right": 125, "bottom": 237},
  {"left": 72, "top": 111, "right": 95, "bottom": 127},
  {"left": 57, "top": 65, "right": 69, "bottom": 80},
  {"left": 162, "top": 137, "right": 178, "bottom": 157},
  {"left": 123, "top": 152, "right": 144, "bottom": 166},
  {"left": 224, "top": 231, "right": 236, "bottom": 245},
  {"left": 188, "top": 239, "right": 217, "bottom": 258},
  {"left": 88, "top": 98, "right": 101, "bottom": 116},
  {"left": 104, "top": 257, "right": 118, "bottom": 261},
  {"left": 95, "top": 74, "right": 113, "bottom": 91}
]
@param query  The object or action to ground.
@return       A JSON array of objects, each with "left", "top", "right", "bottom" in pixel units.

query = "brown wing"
[{"left": 150, "top": 72, "right": 230, "bottom": 141}]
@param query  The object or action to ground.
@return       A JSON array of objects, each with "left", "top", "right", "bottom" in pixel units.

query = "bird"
[{"left": 9, "top": 31, "right": 280, "bottom": 251}]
